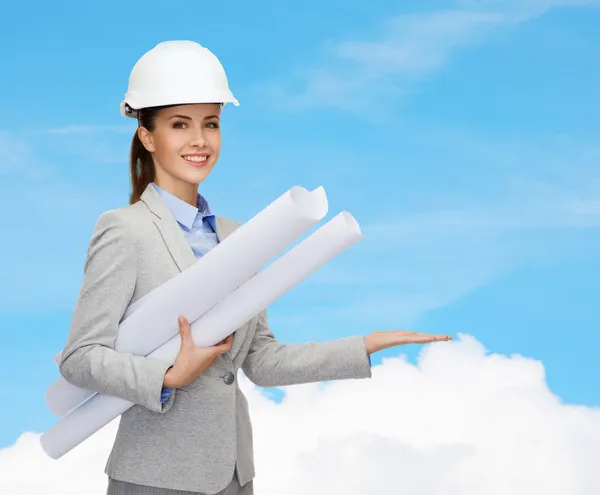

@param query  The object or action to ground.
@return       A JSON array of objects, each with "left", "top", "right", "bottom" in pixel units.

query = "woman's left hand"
[{"left": 365, "top": 330, "right": 452, "bottom": 355}]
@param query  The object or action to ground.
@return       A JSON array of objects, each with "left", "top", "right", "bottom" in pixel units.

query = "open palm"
[{"left": 365, "top": 330, "right": 452, "bottom": 354}]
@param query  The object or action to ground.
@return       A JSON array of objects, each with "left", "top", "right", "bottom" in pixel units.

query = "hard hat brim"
[{"left": 120, "top": 97, "right": 239, "bottom": 119}]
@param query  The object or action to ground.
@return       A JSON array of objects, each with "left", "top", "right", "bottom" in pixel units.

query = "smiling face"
[{"left": 137, "top": 103, "right": 222, "bottom": 202}]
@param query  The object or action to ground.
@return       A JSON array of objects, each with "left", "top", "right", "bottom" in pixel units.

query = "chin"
[
  {"left": 184, "top": 169, "right": 213, "bottom": 185},
  {"left": 167, "top": 162, "right": 215, "bottom": 186}
]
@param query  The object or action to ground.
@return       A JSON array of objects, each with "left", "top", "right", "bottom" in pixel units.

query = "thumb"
[{"left": 178, "top": 316, "right": 191, "bottom": 346}]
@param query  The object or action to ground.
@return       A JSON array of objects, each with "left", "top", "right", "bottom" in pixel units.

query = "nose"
[{"left": 189, "top": 128, "right": 207, "bottom": 148}]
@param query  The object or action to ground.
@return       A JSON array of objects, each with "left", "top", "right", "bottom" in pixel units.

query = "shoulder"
[
  {"left": 88, "top": 203, "right": 146, "bottom": 249},
  {"left": 94, "top": 204, "right": 141, "bottom": 230}
]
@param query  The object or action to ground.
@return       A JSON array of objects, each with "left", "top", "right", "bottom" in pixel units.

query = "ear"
[{"left": 137, "top": 126, "right": 156, "bottom": 153}]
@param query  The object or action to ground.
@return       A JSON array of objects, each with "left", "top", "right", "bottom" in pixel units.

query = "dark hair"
[{"left": 128, "top": 104, "right": 178, "bottom": 204}]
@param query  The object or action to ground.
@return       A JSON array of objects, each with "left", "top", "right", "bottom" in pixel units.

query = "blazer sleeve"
[
  {"left": 58, "top": 210, "right": 176, "bottom": 414},
  {"left": 241, "top": 309, "right": 372, "bottom": 388}
]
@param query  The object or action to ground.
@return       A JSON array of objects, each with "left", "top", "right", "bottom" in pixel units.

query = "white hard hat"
[{"left": 120, "top": 40, "right": 239, "bottom": 118}]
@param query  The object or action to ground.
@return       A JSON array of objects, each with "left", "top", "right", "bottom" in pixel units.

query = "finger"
[
  {"left": 178, "top": 316, "right": 191, "bottom": 344},
  {"left": 212, "top": 343, "right": 230, "bottom": 355},
  {"left": 214, "top": 336, "right": 234, "bottom": 354},
  {"left": 216, "top": 334, "right": 232, "bottom": 345},
  {"left": 409, "top": 335, "right": 451, "bottom": 343},
  {"left": 412, "top": 333, "right": 452, "bottom": 340}
]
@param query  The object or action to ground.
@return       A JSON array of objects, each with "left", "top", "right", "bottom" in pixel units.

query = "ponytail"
[
  {"left": 129, "top": 130, "right": 155, "bottom": 205},
  {"left": 128, "top": 105, "right": 172, "bottom": 204}
]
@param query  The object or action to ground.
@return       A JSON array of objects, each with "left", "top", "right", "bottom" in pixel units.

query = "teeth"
[{"left": 183, "top": 155, "right": 207, "bottom": 163}]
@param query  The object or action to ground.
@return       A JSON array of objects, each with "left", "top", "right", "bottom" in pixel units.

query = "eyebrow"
[{"left": 168, "top": 114, "right": 220, "bottom": 120}]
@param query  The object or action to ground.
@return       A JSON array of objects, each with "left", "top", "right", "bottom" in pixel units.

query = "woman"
[{"left": 58, "top": 40, "right": 452, "bottom": 495}]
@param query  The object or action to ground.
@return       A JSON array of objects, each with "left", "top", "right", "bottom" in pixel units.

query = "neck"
[{"left": 154, "top": 179, "right": 198, "bottom": 207}]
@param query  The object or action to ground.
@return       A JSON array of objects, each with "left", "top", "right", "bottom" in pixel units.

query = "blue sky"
[{"left": 1, "top": 0, "right": 600, "bottom": 450}]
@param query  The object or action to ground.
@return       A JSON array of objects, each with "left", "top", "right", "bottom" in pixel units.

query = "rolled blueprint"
[
  {"left": 40, "top": 211, "right": 363, "bottom": 459},
  {"left": 46, "top": 186, "right": 328, "bottom": 417}
]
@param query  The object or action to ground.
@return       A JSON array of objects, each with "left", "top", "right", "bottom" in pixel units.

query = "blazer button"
[{"left": 223, "top": 371, "right": 235, "bottom": 385}]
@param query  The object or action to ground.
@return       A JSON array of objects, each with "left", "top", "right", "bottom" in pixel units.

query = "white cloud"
[
  {"left": 334, "top": 11, "right": 502, "bottom": 73},
  {"left": 265, "top": 1, "right": 600, "bottom": 112},
  {"left": 2, "top": 336, "right": 599, "bottom": 494},
  {"left": 262, "top": 10, "right": 503, "bottom": 113}
]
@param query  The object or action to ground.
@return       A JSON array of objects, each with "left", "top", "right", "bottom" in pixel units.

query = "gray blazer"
[{"left": 59, "top": 182, "right": 372, "bottom": 494}]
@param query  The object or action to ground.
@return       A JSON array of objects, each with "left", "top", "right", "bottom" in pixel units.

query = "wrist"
[{"left": 163, "top": 367, "right": 180, "bottom": 388}]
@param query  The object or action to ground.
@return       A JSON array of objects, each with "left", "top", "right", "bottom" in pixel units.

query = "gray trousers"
[{"left": 106, "top": 472, "right": 253, "bottom": 495}]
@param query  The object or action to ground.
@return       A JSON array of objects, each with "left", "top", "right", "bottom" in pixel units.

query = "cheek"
[
  {"left": 209, "top": 134, "right": 222, "bottom": 156},
  {"left": 156, "top": 134, "right": 184, "bottom": 158}
]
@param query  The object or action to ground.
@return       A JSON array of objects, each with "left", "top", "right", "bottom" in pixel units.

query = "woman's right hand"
[{"left": 163, "top": 316, "right": 233, "bottom": 389}]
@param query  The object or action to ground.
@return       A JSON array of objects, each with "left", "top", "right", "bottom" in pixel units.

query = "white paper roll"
[
  {"left": 46, "top": 186, "right": 328, "bottom": 417},
  {"left": 39, "top": 211, "right": 363, "bottom": 459}
]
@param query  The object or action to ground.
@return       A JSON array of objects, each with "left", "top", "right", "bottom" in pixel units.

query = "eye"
[
  {"left": 172, "top": 121, "right": 188, "bottom": 129},
  {"left": 206, "top": 121, "right": 220, "bottom": 129}
]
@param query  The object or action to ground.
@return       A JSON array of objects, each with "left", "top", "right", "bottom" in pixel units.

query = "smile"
[{"left": 182, "top": 155, "right": 209, "bottom": 167}]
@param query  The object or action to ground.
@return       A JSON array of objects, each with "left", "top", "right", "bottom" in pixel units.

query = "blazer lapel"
[{"left": 139, "top": 183, "right": 197, "bottom": 272}]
